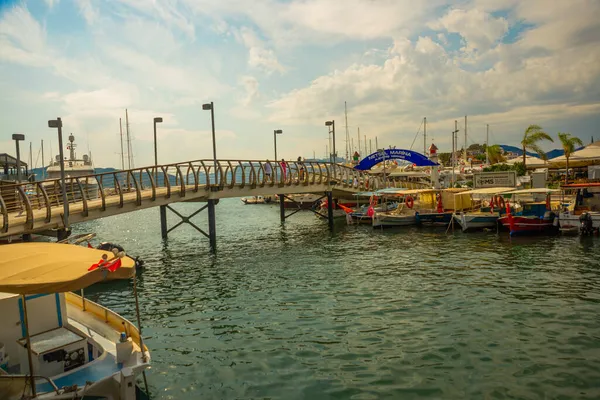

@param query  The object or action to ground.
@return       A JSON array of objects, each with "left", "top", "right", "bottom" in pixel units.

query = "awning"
[
  {"left": 548, "top": 141, "right": 600, "bottom": 168},
  {"left": 0, "top": 243, "right": 135, "bottom": 295},
  {"left": 504, "top": 155, "right": 547, "bottom": 168},
  {"left": 503, "top": 188, "right": 560, "bottom": 195},
  {"left": 457, "top": 187, "right": 514, "bottom": 195}
]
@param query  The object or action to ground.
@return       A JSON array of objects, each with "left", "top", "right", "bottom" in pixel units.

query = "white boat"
[
  {"left": 452, "top": 187, "right": 514, "bottom": 231},
  {"left": 556, "top": 183, "right": 600, "bottom": 234},
  {"left": 46, "top": 134, "right": 98, "bottom": 199},
  {"left": 241, "top": 195, "right": 274, "bottom": 205},
  {"left": 371, "top": 189, "right": 445, "bottom": 228},
  {"left": 0, "top": 243, "right": 150, "bottom": 399}
]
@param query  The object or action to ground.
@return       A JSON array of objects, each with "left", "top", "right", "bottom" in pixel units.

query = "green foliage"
[
  {"left": 557, "top": 132, "right": 583, "bottom": 158},
  {"left": 467, "top": 143, "right": 485, "bottom": 153},
  {"left": 438, "top": 152, "right": 451, "bottom": 166},
  {"left": 483, "top": 162, "right": 526, "bottom": 176},
  {"left": 521, "top": 124, "right": 553, "bottom": 163},
  {"left": 486, "top": 144, "right": 506, "bottom": 164}
]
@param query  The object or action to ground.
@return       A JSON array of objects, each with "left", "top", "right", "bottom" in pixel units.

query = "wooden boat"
[
  {"left": 241, "top": 195, "right": 274, "bottom": 205},
  {"left": 556, "top": 183, "right": 600, "bottom": 234},
  {"left": 0, "top": 243, "right": 150, "bottom": 399},
  {"left": 452, "top": 187, "right": 514, "bottom": 231},
  {"left": 498, "top": 188, "right": 559, "bottom": 236}
]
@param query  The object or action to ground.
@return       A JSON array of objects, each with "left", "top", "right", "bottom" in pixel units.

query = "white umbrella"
[{"left": 504, "top": 155, "right": 547, "bottom": 168}]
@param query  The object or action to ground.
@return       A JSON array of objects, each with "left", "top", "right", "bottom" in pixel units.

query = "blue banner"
[{"left": 354, "top": 149, "right": 438, "bottom": 170}]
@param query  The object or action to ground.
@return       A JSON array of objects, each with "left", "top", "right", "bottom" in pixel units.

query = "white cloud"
[
  {"left": 431, "top": 8, "right": 509, "bottom": 52},
  {"left": 238, "top": 27, "right": 285, "bottom": 74},
  {"left": 75, "top": 0, "right": 98, "bottom": 25},
  {"left": 44, "top": 0, "right": 59, "bottom": 9}
]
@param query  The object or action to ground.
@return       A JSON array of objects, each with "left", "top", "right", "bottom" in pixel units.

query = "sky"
[{"left": 0, "top": 0, "right": 599, "bottom": 168}]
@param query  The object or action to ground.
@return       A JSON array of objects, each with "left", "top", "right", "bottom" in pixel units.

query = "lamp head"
[
  {"left": 202, "top": 103, "right": 213, "bottom": 110},
  {"left": 325, "top": 121, "right": 333, "bottom": 126},
  {"left": 48, "top": 119, "right": 62, "bottom": 128},
  {"left": 154, "top": 117, "right": 163, "bottom": 123},
  {"left": 12, "top": 133, "right": 25, "bottom": 141},
  {"left": 274, "top": 129, "right": 283, "bottom": 134}
]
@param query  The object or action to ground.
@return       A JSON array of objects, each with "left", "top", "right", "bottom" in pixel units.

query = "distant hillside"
[{"left": 498, "top": 145, "right": 582, "bottom": 160}]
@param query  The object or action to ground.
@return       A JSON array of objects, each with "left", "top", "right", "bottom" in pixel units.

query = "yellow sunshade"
[{"left": 0, "top": 243, "right": 135, "bottom": 295}]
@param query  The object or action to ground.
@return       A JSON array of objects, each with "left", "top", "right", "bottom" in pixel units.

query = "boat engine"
[
  {"left": 96, "top": 242, "right": 145, "bottom": 269},
  {"left": 579, "top": 212, "right": 594, "bottom": 235}
]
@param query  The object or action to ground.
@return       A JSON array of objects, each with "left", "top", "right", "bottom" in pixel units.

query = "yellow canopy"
[{"left": 0, "top": 243, "right": 135, "bottom": 295}]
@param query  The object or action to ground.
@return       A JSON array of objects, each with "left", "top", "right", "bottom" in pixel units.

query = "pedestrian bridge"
[{"left": 0, "top": 159, "right": 428, "bottom": 238}]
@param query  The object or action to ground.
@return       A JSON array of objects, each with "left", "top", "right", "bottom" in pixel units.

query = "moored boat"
[
  {"left": 452, "top": 187, "right": 514, "bottom": 231},
  {"left": 0, "top": 243, "right": 150, "bottom": 399},
  {"left": 498, "top": 188, "right": 559, "bottom": 236},
  {"left": 556, "top": 183, "right": 600, "bottom": 234}
]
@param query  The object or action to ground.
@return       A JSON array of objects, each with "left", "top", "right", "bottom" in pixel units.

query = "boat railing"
[
  {"left": 65, "top": 292, "right": 148, "bottom": 353},
  {"left": 0, "top": 374, "right": 60, "bottom": 395}
]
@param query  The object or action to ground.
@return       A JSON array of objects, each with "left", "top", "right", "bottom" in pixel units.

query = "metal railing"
[{"left": 0, "top": 159, "right": 396, "bottom": 235}]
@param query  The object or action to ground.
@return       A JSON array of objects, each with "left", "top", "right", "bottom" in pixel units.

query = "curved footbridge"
[{"left": 0, "top": 159, "right": 426, "bottom": 249}]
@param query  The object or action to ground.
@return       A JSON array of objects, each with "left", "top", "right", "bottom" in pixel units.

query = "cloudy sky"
[{"left": 1, "top": 0, "right": 599, "bottom": 168}]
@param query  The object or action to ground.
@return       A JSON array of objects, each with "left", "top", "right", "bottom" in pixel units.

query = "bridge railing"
[{"left": 0, "top": 160, "right": 390, "bottom": 233}]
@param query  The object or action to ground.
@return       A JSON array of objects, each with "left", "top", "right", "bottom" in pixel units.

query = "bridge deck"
[{"left": 0, "top": 159, "right": 429, "bottom": 237}]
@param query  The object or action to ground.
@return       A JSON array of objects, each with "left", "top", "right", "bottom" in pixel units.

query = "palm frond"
[
  {"left": 558, "top": 132, "right": 584, "bottom": 158},
  {"left": 527, "top": 143, "right": 547, "bottom": 160}
]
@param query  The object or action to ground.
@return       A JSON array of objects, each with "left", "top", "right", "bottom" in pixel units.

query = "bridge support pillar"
[
  {"left": 208, "top": 199, "right": 217, "bottom": 252},
  {"left": 160, "top": 205, "right": 168, "bottom": 239},
  {"left": 327, "top": 191, "right": 334, "bottom": 231},
  {"left": 279, "top": 194, "right": 285, "bottom": 222}
]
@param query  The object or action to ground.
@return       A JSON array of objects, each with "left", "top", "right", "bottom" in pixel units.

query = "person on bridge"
[
  {"left": 264, "top": 160, "right": 272, "bottom": 182},
  {"left": 297, "top": 156, "right": 305, "bottom": 181},
  {"left": 280, "top": 159, "right": 288, "bottom": 182}
]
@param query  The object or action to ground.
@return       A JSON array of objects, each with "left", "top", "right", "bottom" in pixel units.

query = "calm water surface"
[{"left": 76, "top": 198, "right": 600, "bottom": 399}]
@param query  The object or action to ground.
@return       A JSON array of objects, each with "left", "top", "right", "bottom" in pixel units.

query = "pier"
[{"left": 0, "top": 159, "right": 413, "bottom": 249}]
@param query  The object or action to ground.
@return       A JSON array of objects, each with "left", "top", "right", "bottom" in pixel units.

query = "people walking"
[
  {"left": 280, "top": 159, "right": 288, "bottom": 182},
  {"left": 297, "top": 156, "right": 305, "bottom": 181},
  {"left": 264, "top": 160, "right": 272, "bottom": 182}
]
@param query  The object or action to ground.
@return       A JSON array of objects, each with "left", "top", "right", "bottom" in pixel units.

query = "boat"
[
  {"left": 0, "top": 243, "right": 150, "bottom": 399},
  {"left": 418, "top": 188, "right": 468, "bottom": 226},
  {"left": 452, "top": 187, "right": 514, "bottom": 231},
  {"left": 556, "top": 183, "right": 600, "bottom": 234},
  {"left": 282, "top": 193, "right": 322, "bottom": 209},
  {"left": 314, "top": 198, "right": 352, "bottom": 220},
  {"left": 498, "top": 188, "right": 560, "bottom": 236},
  {"left": 46, "top": 134, "right": 98, "bottom": 200},
  {"left": 241, "top": 195, "right": 274, "bottom": 205}
]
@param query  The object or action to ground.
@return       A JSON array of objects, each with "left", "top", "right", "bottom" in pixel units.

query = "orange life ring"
[{"left": 405, "top": 195, "right": 414, "bottom": 209}]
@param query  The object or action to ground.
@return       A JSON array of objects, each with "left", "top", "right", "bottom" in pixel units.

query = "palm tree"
[
  {"left": 558, "top": 132, "right": 583, "bottom": 183},
  {"left": 487, "top": 144, "right": 506, "bottom": 164},
  {"left": 521, "top": 124, "right": 554, "bottom": 169}
]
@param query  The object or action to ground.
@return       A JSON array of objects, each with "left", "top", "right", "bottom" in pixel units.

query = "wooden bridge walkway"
[{"left": 0, "top": 159, "right": 427, "bottom": 238}]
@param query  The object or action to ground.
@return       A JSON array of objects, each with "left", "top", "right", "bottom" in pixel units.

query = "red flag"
[
  {"left": 367, "top": 206, "right": 375, "bottom": 217},
  {"left": 87, "top": 242, "right": 93, "bottom": 249},
  {"left": 106, "top": 259, "right": 122, "bottom": 272},
  {"left": 88, "top": 259, "right": 105, "bottom": 271}
]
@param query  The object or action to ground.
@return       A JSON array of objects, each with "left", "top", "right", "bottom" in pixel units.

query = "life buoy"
[
  {"left": 496, "top": 196, "right": 506, "bottom": 211},
  {"left": 405, "top": 195, "right": 414, "bottom": 209}
]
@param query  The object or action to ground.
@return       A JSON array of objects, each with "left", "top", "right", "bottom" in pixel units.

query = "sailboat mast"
[
  {"left": 364, "top": 135, "right": 367, "bottom": 155},
  {"left": 344, "top": 101, "right": 350, "bottom": 161},
  {"left": 464, "top": 115, "right": 468, "bottom": 162},
  {"left": 119, "top": 118, "right": 125, "bottom": 170},
  {"left": 29, "top": 142, "right": 32, "bottom": 178},
  {"left": 358, "top": 127, "right": 361, "bottom": 156},
  {"left": 41, "top": 140, "right": 44, "bottom": 180},
  {"left": 424, "top": 117, "right": 427, "bottom": 155},
  {"left": 486, "top": 124, "right": 489, "bottom": 165},
  {"left": 125, "top": 109, "right": 132, "bottom": 170}
]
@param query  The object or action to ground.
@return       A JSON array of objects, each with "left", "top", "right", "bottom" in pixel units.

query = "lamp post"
[
  {"left": 274, "top": 129, "right": 283, "bottom": 161},
  {"left": 153, "top": 117, "right": 163, "bottom": 182},
  {"left": 48, "top": 118, "right": 69, "bottom": 236},
  {"left": 325, "top": 120, "right": 336, "bottom": 164},
  {"left": 12, "top": 133, "right": 25, "bottom": 182},
  {"left": 202, "top": 102, "right": 217, "bottom": 170}
]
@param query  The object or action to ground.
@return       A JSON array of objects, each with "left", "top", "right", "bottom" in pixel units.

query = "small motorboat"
[
  {"left": 241, "top": 195, "right": 273, "bottom": 205},
  {"left": 0, "top": 243, "right": 150, "bottom": 399}
]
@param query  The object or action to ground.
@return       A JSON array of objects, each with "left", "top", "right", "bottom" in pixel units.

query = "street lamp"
[
  {"left": 11, "top": 133, "right": 25, "bottom": 182},
  {"left": 202, "top": 102, "right": 217, "bottom": 170},
  {"left": 325, "top": 120, "right": 336, "bottom": 164},
  {"left": 153, "top": 117, "right": 163, "bottom": 182},
  {"left": 274, "top": 129, "right": 283, "bottom": 161},
  {"left": 48, "top": 117, "right": 69, "bottom": 234}
]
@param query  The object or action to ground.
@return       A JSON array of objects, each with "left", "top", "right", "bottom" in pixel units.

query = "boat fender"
[{"left": 406, "top": 196, "right": 414, "bottom": 209}]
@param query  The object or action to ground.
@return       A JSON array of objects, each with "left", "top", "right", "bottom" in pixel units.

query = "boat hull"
[
  {"left": 556, "top": 211, "right": 600, "bottom": 230},
  {"left": 498, "top": 215, "right": 557, "bottom": 236},
  {"left": 454, "top": 212, "right": 500, "bottom": 232},
  {"left": 418, "top": 212, "right": 452, "bottom": 226},
  {"left": 372, "top": 213, "right": 417, "bottom": 228}
]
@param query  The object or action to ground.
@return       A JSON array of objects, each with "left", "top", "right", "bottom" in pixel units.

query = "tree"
[
  {"left": 486, "top": 144, "right": 506, "bottom": 164},
  {"left": 521, "top": 124, "right": 554, "bottom": 169},
  {"left": 557, "top": 132, "right": 584, "bottom": 183},
  {"left": 438, "top": 152, "right": 451, "bottom": 166}
]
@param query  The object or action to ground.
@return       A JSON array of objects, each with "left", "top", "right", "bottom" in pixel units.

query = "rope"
[{"left": 409, "top": 119, "right": 424, "bottom": 151}]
